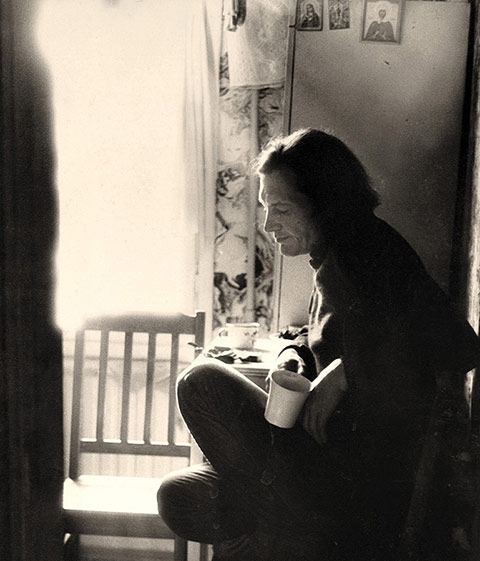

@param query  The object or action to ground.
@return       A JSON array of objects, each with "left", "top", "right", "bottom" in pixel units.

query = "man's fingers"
[
  {"left": 301, "top": 401, "right": 327, "bottom": 444},
  {"left": 265, "top": 373, "right": 272, "bottom": 392},
  {"left": 279, "top": 358, "right": 301, "bottom": 372}
]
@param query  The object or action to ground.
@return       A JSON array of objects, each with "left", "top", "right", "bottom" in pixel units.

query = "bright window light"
[{"left": 36, "top": 0, "right": 195, "bottom": 329}]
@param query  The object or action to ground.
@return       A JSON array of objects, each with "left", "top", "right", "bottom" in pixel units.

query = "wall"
[
  {"left": 278, "top": 0, "right": 471, "bottom": 328},
  {"left": 0, "top": 1, "right": 64, "bottom": 558}
]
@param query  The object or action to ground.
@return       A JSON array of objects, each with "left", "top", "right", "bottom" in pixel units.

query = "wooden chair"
[
  {"left": 63, "top": 312, "right": 205, "bottom": 561},
  {"left": 400, "top": 369, "right": 480, "bottom": 560}
]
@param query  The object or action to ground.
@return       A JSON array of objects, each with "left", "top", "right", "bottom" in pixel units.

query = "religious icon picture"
[
  {"left": 361, "top": 0, "right": 403, "bottom": 43},
  {"left": 296, "top": 0, "right": 323, "bottom": 31},
  {"left": 328, "top": 0, "right": 350, "bottom": 30}
]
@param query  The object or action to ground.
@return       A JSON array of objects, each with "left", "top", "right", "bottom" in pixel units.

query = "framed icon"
[
  {"left": 361, "top": 0, "right": 404, "bottom": 44},
  {"left": 328, "top": 0, "right": 350, "bottom": 30},
  {"left": 296, "top": 0, "right": 323, "bottom": 31}
]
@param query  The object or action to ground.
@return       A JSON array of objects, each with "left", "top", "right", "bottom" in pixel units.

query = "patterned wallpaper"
[{"left": 213, "top": 52, "right": 285, "bottom": 334}]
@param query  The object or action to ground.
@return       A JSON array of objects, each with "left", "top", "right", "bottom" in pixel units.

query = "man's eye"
[{"left": 276, "top": 208, "right": 289, "bottom": 215}]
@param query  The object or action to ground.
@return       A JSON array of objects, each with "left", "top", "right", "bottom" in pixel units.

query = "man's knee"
[
  {"left": 178, "top": 362, "right": 211, "bottom": 391},
  {"left": 177, "top": 360, "right": 234, "bottom": 405},
  {"left": 157, "top": 471, "right": 191, "bottom": 537}
]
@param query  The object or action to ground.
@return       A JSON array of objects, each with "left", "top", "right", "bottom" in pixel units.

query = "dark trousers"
[{"left": 157, "top": 359, "right": 340, "bottom": 561}]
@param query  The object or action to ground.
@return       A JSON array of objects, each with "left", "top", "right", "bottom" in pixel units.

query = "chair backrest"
[
  {"left": 68, "top": 312, "right": 205, "bottom": 479},
  {"left": 401, "top": 369, "right": 479, "bottom": 559}
]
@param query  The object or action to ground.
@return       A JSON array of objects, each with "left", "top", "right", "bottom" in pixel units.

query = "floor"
[
  {"left": 79, "top": 536, "right": 213, "bottom": 561},
  {"left": 80, "top": 536, "right": 174, "bottom": 561}
]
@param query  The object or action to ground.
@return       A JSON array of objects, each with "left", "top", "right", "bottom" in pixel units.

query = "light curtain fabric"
[
  {"left": 462, "top": 35, "right": 480, "bottom": 338},
  {"left": 464, "top": 145, "right": 480, "bottom": 338},
  {"left": 454, "top": 6, "right": 480, "bottom": 412},
  {"left": 451, "top": 7, "right": 480, "bottom": 553},
  {"left": 225, "top": 0, "right": 291, "bottom": 89},
  {"left": 213, "top": 78, "right": 283, "bottom": 332},
  {"left": 37, "top": 0, "right": 221, "bottom": 329},
  {"left": 183, "top": 0, "right": 223, "bottom": 337}
]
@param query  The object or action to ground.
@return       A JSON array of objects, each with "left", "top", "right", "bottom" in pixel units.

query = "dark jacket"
[{"left": 286, "top": 215, "right": 480, "bottom": 557}]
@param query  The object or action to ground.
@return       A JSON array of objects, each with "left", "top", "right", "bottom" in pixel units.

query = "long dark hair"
[{"left": 253, "top": 128, "right": 380, "bottom": 237}]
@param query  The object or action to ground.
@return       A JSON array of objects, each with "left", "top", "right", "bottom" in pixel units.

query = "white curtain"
[
  {"left": 36, "top": 0, "right": 221, "bottom": 330},
  {"left": 184, "top": 0, "right": 223, "bottom": 337}
]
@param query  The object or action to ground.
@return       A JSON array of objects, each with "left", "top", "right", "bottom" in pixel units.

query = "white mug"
[
  {"left": 218, "top": 322, "right": 259, "bottom": 350},
  {"left": 264, "top": 370, "right": 311, "bottom": 428}
]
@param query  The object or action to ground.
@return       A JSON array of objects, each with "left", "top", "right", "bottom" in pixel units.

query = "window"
[{"left": 36, "top": 0, "right": 197, "bottom": 329}]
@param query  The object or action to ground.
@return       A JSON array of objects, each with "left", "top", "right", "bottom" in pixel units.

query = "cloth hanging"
[
  {"left": 225, "top": 0, "right": 291, "bottom": 89},
  {"left": 36, "top": 0, "right": 222, "bottom": 328}
]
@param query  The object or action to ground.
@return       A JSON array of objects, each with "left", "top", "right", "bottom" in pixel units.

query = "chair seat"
[{"left": 64, "top": 475, "right": 172, "bottom": 538}]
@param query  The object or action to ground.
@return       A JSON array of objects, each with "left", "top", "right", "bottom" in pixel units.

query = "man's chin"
[
  {"left": 278, "top": 243, "right": 311, "bottom": 257},
  {"left": 279, "top": 245, "right": 300, "bottom": 257}
]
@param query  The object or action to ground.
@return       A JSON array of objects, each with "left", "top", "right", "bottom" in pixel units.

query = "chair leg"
[
  {"left": 199, "top": 542, "right": 210, "bottom": 561},
  {"left": 64, "top": 533, "right": 80, "bottom": 561},
  {"left": 173, "top": 535, "right": 188, "bottom": 561}
]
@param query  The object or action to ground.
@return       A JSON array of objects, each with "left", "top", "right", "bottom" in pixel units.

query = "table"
[{"left": 201, "top": 336, "right": 290, "bottom": 390}]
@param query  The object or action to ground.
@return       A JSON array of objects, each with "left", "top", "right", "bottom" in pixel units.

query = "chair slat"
[
  {"left": 68, "top": 312, "right": 205, "bottom": 477},
  {"left": 95, "top": 330, "right": 109, "bottom": 442},
  {"left": 143, "top": 333, "right": 156, "bottom": 444},
  {"left": 69, "top": 330, "right": 86, "bottom": 480},
  {"left": 83, "top": 313, "right": 197, "bottom": 335},
  {"left": 168, "top": 333, "right": 180, "bottom": 445},
  {"left": 195, "top": 311, "right": 206, "bottom": 358},
  {"left": 120, "top": 332, "right": 133, "bottom": 442},
  {"left": 79, "top": 440, "right": 191, "bottom": 457}
]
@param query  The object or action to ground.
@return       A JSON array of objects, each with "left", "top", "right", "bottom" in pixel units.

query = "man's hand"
[
  {"left": 275, "top": 347, "right": 307, "bottom": 376},
  {"left": 265, "top": 348, "right": 306, "bottom": 392},
  {"left": 300, "top": 359, "right": 347, "bottom": 445}
]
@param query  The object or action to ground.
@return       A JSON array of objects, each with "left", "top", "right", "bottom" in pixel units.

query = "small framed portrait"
[
  {"left": 296, "top": 0, "right": 323, "bottom": 31},
  {"left": 361, "top": 0, "right": 404, "bottom": 44},
  {"left": 328, "top": 0, "right": 350, "bottom": 30}
]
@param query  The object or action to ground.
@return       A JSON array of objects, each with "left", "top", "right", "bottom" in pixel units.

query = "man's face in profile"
[{"left": 259, "top": 170, "right": 323, "bottom": 258}]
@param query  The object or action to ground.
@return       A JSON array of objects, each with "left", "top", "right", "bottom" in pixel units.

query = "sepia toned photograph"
[{"left": 2, "top": 1, "right": 480, "bottom": 560}]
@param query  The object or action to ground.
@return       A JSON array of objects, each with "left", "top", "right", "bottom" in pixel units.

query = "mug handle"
[{"left": 218, "top": 327, "right": 228, "bottom": 337}]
